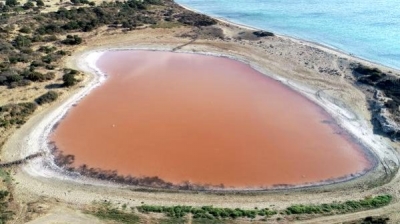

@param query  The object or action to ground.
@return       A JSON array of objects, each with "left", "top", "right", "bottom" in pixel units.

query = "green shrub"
[
  {"left": 22, "top": 1, "right": 34, "bottom": 9},
  {"left": 0, "top": 102, "right": 37, "bottom": 128},
  {"left": 5, "top": 0, "right": 19, "bottom": 7},
  {"left": 137, "top": 205, "right": 277, "bottom": 220},
  {"left": 285, "top": 195, "right": 392, "bottom": 215},
  {"left": 0, "top": 190, "right": 13, "bottom": 223},
  {"left": 61, "top": 35, "right": 82, "bottom": 45},
  {"left": 36, "top": 0, "right": 44, "bottom": 7},
  {"left": 62, "top": 71, "right": 78, "bottom": 87},
  {"left": 12, "top": 35, "right": 31, "bottom": 48},
  {"left": 30, "top": 60, "right": 44, "bottom": 67},
  {"left": 19, "top": 26, "right": 31, "bottom": 33},
  {"left": 93, "top": 206, "right": 139, "bottom": 224},
  {"left": 38, "top": 46, "right": 56, "bottom": 53},
  {"left": 35, "top": 91, "right": 58, "bottom": 105},
  {"left": 26, "top": 71, "right": 54, "bottom": 82}
]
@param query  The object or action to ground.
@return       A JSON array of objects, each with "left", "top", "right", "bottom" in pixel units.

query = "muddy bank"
[{"left": 50, "top": 146, "right": 371, "bottom": 192}]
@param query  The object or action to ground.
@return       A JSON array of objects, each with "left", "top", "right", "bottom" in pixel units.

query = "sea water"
[{"left": 176, "top": 0, "right": 400, "bottom": 69}]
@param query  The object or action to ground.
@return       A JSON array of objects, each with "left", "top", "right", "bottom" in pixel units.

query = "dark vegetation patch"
[
  {"left": 88, "top": 202, "right": 275, "bottom": 223},
  {"left": 0, "top": 102, "right": 37, "bottom": 128},
  {"left": 285, "top": 195, "right": 392, "bottom": 215},
  {"left": 352, "top": 63, "right": 400, "bottom": 138},
  {"left": 176, "top": 12, "right": 216, "bottom": 26},
  {"left": 62, "top": 69, "right": 80, "bottom": 87},
  {"left": 49, "top": 143, "right": 373, "bottom": 192},
  {"left": 26, "top": 72, "right": 55, "bottom": 82},
  {"left": 61, "top": 35, "right": 82, "bottom": 45},
  {"left": 137, "top": 205, "right": 276, "bottom": 219},
  {"left": 90, "top": 202, "right": 140, "bottom": 224},
  {"left": 88, "top": 195, "right": 393, "bottom": 224},
  {"left": 344, "top": 216, "right": 390, "bottom": 224},
  {"left": 51, "top": 147, "right": 223, "bottom": 190},
  {"left": 0, "top": 170, "right": 14, "bottom": 223},
  {"left": 0, "top": 91, "right": 59, "bottom": 129},
  {"left": 35, "top": 91, "right": 59, "bottom": 105},
  {"left": 353, "top": 64, "right": 400, "bottom": 111},
  {"left": 0, "top": 190, "right": 14, "bottom": 223},
  {"left": 235, "top": 30, "right": 274, "bottom": 41},
  {"left": 253, "top": 30, "right": 274, "bottom": 37},
  {"left": 53, "top": 146, "right": 355, "bottom": 191}
]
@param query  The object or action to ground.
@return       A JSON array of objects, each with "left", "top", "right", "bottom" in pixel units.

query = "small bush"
[
  {"left": 36, "top": 0, "right": 44, "bottom": 7},
  {"left": 62, "top": 71, "right": 78, "bottom": 87},
  {"left": 26, "top": 71, "right": 54, "bottom": 82},
  {"left": 12, "top": 35, "right": 31, "bottom": 48},
  {"left": 62, "top": 35, "right": 82, "bottom": 45},
  {"left": 35, "top": 91, "right": 58, "bottom": 105},
  {"left": 19, "top": 26, "right": 31, "bottom": 33}
]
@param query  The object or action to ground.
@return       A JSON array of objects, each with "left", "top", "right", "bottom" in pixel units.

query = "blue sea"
[{"left": 175, "top": 0, "right": 400, "bottom": 70}]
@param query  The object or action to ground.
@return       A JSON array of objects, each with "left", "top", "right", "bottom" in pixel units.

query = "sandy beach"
[{"left": 2, "top": 3, "right": 400, "bottom": 223}]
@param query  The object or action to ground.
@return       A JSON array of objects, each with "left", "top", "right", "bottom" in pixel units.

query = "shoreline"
[
  {"left": 8, "top": 47, "right": 382, "bottom": 193},
  {"left": 177, "top": 3, "right": 400, "bottom": 71}
]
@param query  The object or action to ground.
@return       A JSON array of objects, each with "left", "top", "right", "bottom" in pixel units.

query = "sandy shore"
[{"left": 2, "top": 6, "right": 400, "bottom": 222}]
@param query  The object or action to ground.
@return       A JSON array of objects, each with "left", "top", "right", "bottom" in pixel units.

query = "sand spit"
[{"left": 1, "top": 21, "right": 400, "bottom": 212}]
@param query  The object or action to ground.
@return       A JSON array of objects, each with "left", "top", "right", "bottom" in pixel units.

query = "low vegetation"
[
  {"left": 35, "top": 91, "right": 59, "bottom": 105},
  {"left": 253, "top": 30, "right": 274, "bottom": 37},
  {"left": 0, "top": 102, "right": 37, "bottom": 128},
  {"left": 0, "top": 169, "right": 14, "bottom": 224},
  {"left": 87, "top": 195, "right": 393, "bottom": 223},
  {"left": 285, "top": 195, "right": 392, "bottom": 215},
  {"left": 138, "top": 205, "right": 277, "bottom": 219},
  {"left": 0, "top": 190, "right": 13, "bottom": 223},
  {"left": 91, "top": 202, "right": 140, "bottom": 224},
  {"left": 88, "top": 202, "right": 277, "bottom": 223},
  {"left": 62, "top": 69, "right": 80, "bottom": 87},
  {"left": 0, "top": 91, "right": 59, "bottom": 129},
  {"left": 61, "top": 35, "right": 83, "bottom": 45}
]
